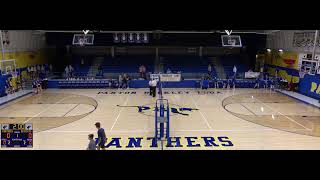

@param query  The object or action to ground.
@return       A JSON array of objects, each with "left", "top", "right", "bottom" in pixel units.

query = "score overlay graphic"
[{"left": 1, "top": 124, "right": 33, "bottom": 148}]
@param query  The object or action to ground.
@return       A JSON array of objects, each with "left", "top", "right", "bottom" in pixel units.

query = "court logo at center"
[{"left": 117, "top": 103, "right": 199, "bottom": 116}]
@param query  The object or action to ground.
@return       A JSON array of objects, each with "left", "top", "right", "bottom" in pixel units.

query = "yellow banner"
[
  {"left": 265, "top": 51, "right": 299, "bottom": 70},
  {"left": 3, "top": 49, "right": 50, "bottom": 69}
]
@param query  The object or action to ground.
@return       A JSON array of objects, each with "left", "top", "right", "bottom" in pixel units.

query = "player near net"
[{"left": 149, "top": 78, "right": 158, "bottom": 97}]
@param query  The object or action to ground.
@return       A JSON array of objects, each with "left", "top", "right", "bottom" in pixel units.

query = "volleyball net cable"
[{"left": 158, "top": 76, "right": 164, "bottom": 100}]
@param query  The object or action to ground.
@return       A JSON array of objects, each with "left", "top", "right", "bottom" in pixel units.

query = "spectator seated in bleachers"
[
  {"left": 16, "top": 74, "right": 23, "bottom": 91},
  {"left": 118, "top": 74, "right": 123, "bottom": 89},
  {"left": 45, "top": 64, "right": 49, "bottom": 76},
  {"left": 37, "top": 65, "right": 41, "bottom": 77},
  {"left": 166, "top": 68, "right": 172, "bottom": 74},
  {"left": 263, "top": 73, "right": 269, "bottom": 89},
  {"left": 69, "top": 65, "right": 74, "bottom": 78},
  {"left": 138, "top": 65, "right": 147, "bottom": 79},
  {"left": 269, "top": 76, "right": 275, "bottom": 90},
  {"left": 30, "top": 65, "right": 35, "bottom": 79},
  {"left": 98, "top": 65, "right": 103, "bottom": 76},
  {"left": 122, "top": 74, "right": 130, "bottom": 89},
  {"left": 254, "top": 76, "right": 260, "bottom": 89},
  {"left": 224, "top": 75, "right": 234, "bottom": 89},
  {"left": 27, "top": 66, "right": 31, "bottom": 79},
  {"left": 208, "top": 64, "right": 212, "bottom": 75},
  {"left": 41, "top": 65, "right": 45, "bottom": 74},
  {"left": 5, "top": 78, "right": 13, "bottom": 94},
  {"left": 65, "top": 65, "right": 70, "bottom": 79},
  {"left": 233, "top": 65, "right": 237, "bottom": 78},
  {"left": 212, "top": 75, "right": 218, "bottom": 88},
  {"left": 32, "top": 79, "right": 42, "bottom": 94},
  {"left": 231, "top": 76, "right": 236, "bottom": 89}
]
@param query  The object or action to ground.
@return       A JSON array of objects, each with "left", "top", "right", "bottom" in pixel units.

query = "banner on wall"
[
  {"left": 264, "top": 51, "right": 301, "bottom": 83},
  {"left": 265, "top": 51, "right": 299, "bottom": 69},
  {"left": 299, "top": 74, "right": 320, "bottom": 100},
  {"left": 277, "top": 52, "right": 299, "bottom": 69}
]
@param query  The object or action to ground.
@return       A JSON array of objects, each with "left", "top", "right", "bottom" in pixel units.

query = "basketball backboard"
[
  {"left": 72, "top": 34, "right": 94, "bottom": 46},
  {"left": 221, "top": 35, "right": 242, "bottom": 47}
]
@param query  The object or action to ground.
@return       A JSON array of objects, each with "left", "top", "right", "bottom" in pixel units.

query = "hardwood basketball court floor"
[{"left": 0, "top": 88, "right": 320, "bottom": 150}]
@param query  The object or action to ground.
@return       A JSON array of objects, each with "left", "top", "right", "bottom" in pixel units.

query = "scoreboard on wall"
[{"left": 1, "top": 123, "right": 33, "bottom": 148}]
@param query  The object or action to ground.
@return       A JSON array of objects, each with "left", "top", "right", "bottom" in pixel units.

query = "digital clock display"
[{"left": 1, "top": 123, "right": 33, "bottom": 148}]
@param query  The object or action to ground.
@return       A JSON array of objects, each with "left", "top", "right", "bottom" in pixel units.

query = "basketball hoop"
[
  {"left": 72, "top": 33, "right": 94, "bottom": 46},
  {"left": 227, "top": 36, "right": 236, "bottom": 46},
  {"left": 78, "top": 38, "right": 85, "bottom": 47}
]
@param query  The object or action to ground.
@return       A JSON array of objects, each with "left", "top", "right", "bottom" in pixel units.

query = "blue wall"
[
  {"left": 299, "top": 74, "right": 320, "bottom": 100},
  {"left": 0, "top": 76, "right": 6, "bottom": 97},
  {"left": 0, "top": 74, "right": 11, "bottom": 97}
]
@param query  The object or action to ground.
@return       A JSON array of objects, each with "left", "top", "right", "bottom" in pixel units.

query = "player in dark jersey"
[
  {"left": 231, "top": 76, "right": 236, "bottom": 89},
  {"left": 95, "top": 122, "right": 106, "bottom": 150},
  {"left": 212, "top": 75, "right": 218, "bottom": 89},
  {"left": 263, "top": 73, "right": 269, "bottom": 89},
  {"left": 200, "top": 76, "right": 209, "bottom": 90},
  {"left": 254, "top": 76, "right": 260, "bottom": 89},
  {"left": 32, "top": 80, "right": 38, "bottom": 93},
  {"left": 224, "top": 75, "right": 229, "bottom": 89},
  {"left": 270, "top": 76, "right": 275, "bottom": 90},
  {"left": 32, "top": 79, "right": 42, "bottom": 94},
  {"left": 5, "top": 79, "right": 12, "bottom": 94},
  {"left": 225, "top": 75, "right": 232, "bottom": 89}
]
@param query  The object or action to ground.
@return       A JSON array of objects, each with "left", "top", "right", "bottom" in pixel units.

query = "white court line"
[
  {"left": 23, "top": 96, "right": 70, "bottom": 123},
  {"left": 39, "top": 89, "right": 104, "bottom": 133},
  {"left": 252, "top": 96, "right": 312, "bottom": 131},
  {"left": 190, "top": 95, "right": 213, "bottom": 130},
  {"left": 213, "top": 90, "right": 311, "bottom": 132},
  {"left": 110, "top": 93, "right": 130, "bottom": 131},
  {"left": 40, "top": 128, "right": 285, "bottom": 133}
]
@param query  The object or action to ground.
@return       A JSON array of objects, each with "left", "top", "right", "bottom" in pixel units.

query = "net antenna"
[{"left": 158, "top": 75, "right": 163, "bottom": 99}]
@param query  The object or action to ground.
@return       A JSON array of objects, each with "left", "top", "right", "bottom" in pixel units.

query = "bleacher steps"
[
  {"left": 88, "top": 57, "right": 104, "bottom": 77},
  {"left": 211, "top": 57, "right": 226, "bottom": 79}
]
